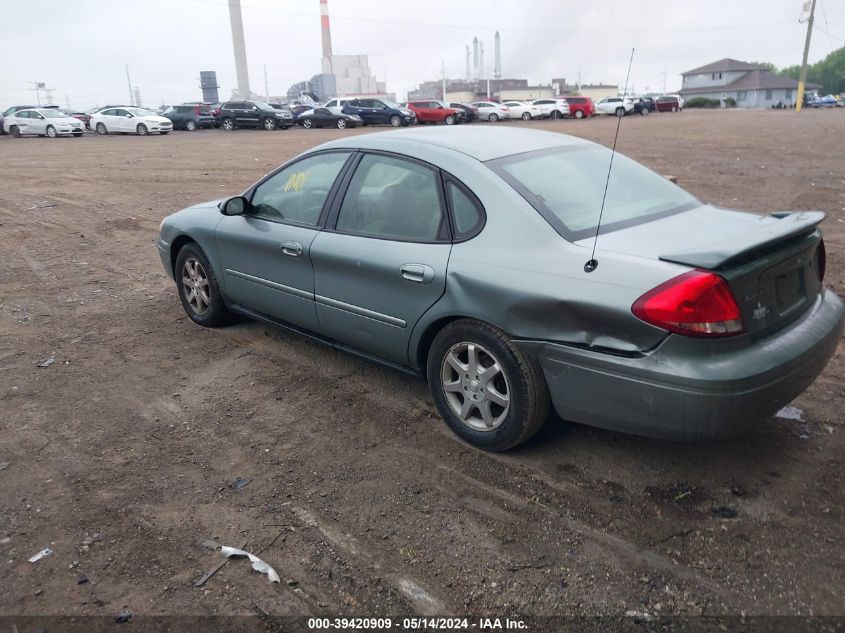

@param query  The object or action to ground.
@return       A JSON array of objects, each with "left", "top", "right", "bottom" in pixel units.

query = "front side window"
[
  {"left": 489, "top": 145, "right": 699, "bottom": 241},
  {"left": 336, "top": 154, "right": 445, "bottom": 242},
  {"left": 250, "top": 152, "right": 351, "bottom": 225}
]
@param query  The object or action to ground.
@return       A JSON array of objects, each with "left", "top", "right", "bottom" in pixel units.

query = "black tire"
[
  {"left": 336, "top": 118, "right": 347, "bottom": 129},
  {"left": 574, "top": 110, "right": 584, "bottom": 119},
  {"left": 427, "top": 319, "right": 550, "bottom": 452},
  {"left": 521, "top": 111, "right": 531, "bottom": 120},
  {"left": 262, "top": 118, "right": 276, "bottom": 131},
  {"left": 137, "top": 123, "right": 149, "bottom": 136},
  {"left": 671, "top": 106, "right": 678, "bottom": 113},
  {"left": 640, "top": 107, "right": 649, "bottom": 116},
  {"left": 185, "top": 120, "right": 197, "bottom": 131},
  {"left": 488, "top": 113, "right": 499, "bottom": 122},
  {"left": 221, "top": 117, "right": 235, "bottom": 131},
  {"left": 615, "top": 107, "right": 625, "bottom": 117},
  {"left": 96, "top": 123, "right": 108, "bottom": 135},
  {"left": 174, "top": 243, "right": 228, "bottom": 328},
  {"left": 444, "top": 115, "right": 455, "bottom": 125},
  {"left": 551, "top": 110, "right": 559, "bottom": 120},
  {"left": 10, "top": 126, "right": 21, "bottom": 138},
  {"left": 46, "top": 125, "right": 58, "bottom": 138},
  {"left": 390, "top": 115, "right": 402, "bottom": 127},
  {"left": 303, "top": 118, "right": 313, "bottom": 128}
]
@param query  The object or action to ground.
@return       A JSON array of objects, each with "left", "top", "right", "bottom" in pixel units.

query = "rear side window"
[
  {"left": 336, "top": 154, "right": 445, "bottom": 242},
  {"left": 446, "top": 180, "right": 484, "bottom": 240}
]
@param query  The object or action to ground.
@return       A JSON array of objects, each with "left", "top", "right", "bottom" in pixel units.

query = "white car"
[
  {"left": 470, "top": 101, "right": 510, "bottom": 122},
  {"left": 3, "top": 108, "right": 85, "bottom": 138},
  {"left": 595, "top": 96, "right": 635, "bottom": 116},
  {"left": 502, "top": 101, "right": 542, "bottom": 120},
  {"left": 530, "top": 98, "right": 571, "bottom": 119},
  {"left": 323, "top": 97, "right": 357, "bottom": 115},
  {"left": 90, "top": 107, "right": 173, "bottom": 135}
]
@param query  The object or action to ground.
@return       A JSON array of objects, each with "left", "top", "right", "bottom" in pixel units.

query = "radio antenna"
[{"left": 584, "top": 47, "right": 635, "bottom": 273}]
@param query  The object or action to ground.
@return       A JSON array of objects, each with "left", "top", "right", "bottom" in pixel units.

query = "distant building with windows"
[{"left": 678, "top": 58, "right": 820, "bottom": 107}]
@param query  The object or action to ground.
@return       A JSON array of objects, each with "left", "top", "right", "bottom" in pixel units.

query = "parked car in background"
[
  {"left": 655, "top": 96, "right": 681, "bottom": 112},
  {"left": 298, "top": 107, "right": 362, "bottom": 129},
  {"left": 163, "top": 104, "right": 216, "bottom": 131},
  {"left": 323, "top": 97, "right": 358, "bottom": 115},
  {"left": 218, "top": 100, "right": 294, "bottom": 130},
  {"left": 808, "top": 94, "right": 838, "bottom": 108},
  {"left": 61, "top": 110, "right": 91, "bottom": 129},
  {"left": 290, "top": 104, "right": 315, "bottom": 117},
  {"left": 595, "top": 96, "right": 634, "bottom": 116},
  {"left": 666, "top": 93, "right": 685, "bottom": 109},
  {"left": 91, "top": 107, "right": 173, "bottom": 135},
  {"left": 342, "top": 99, "right": 416, "bottom": 127},
  {"left": 470, "top": 101, "right": 510, "bottom": 121},
  {"left": 561, "top": 96, "right": 594, "bottom": 119},
  {"left": 406, "top": 101, "right": 461, "bottom": 125},
  {"left": 1, "top": 104, "right": 58, "bottom": 135},
  {"left": 531, "top": 98, "right": 571, "bottom": 120},
  {"left": 158, "top": 126, "right": 842, "bottom": 451},
  {"left": 502, "top": 101, "right": 542, "bottom": 120},
  {"left": 631, "top": 97, "right": 656, "bottom": 116},
  {"left": 4, "top": 108, "right": 85, "bottom": 138},
  {"left": 449, "top": 103, "right": 479, "bottom": 122}
]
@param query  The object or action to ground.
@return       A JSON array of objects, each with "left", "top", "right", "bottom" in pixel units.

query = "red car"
[
  {"left": 562, "top": 96, "right": 595, "bottom": 119},
  {"left": 655, "top": 96, "right": 681, "bottom": 112},
  {"left": 406, "top": 101, "right": 461, "bottom": 125}
]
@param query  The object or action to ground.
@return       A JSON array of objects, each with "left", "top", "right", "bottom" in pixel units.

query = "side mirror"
[{"left": 221, "top": 196, "right": 249, "bottom": 216}]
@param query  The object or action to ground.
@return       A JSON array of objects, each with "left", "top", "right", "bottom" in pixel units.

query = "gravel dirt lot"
[{"left": 1, "top": 109, "right": 844, "bottom": 627}]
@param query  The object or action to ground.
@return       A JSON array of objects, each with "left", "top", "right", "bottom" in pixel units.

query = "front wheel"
[
  {"left": 389, "top": 115, "right": 402, "bottom": 127},
  {"left": 137, "top": 123, "right": 149, "bottom": 135},
  {"left": 427, "top": 319, "right": 550, "bottom": 451},
  {"left": 262, "top": 118, "right": 276, "bottom": 130},
  {"left": 302, "top": 118, "right": 313, "bottom": 128},
  {"left": 615, "top": 107, "right": 625, "bottom": 117},
  {"left": 640, "top": 108, "right": 650, "bottom": 116},
  {"left": 175, "top": 244, "right": 228, "bottom": 328},
  {"left": 574, "top": 110, "right": 584, "bottom": 119},
  {"left": 336, "top": 118, "right": 347, "bottom": 129},
  {"left": 444, "top": 115, "right": 455, "bottom": 125},
  {"left": 96, "top": 123, "right": 108, "bottom": 135},
  {"left": 46, "top": 125, "right": 58, "bottom": 138},
  {"left": 671, "top": 106, "right": 678, "bottom": 113}
]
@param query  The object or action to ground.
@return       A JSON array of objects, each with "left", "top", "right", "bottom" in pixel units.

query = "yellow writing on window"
[{"left": 283, "top": 170, "right": 311, "bottom": 192}]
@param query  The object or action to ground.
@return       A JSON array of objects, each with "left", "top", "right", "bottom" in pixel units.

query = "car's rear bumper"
[{"left": 518, "top": 289, "right": 844, "bottom": 441}]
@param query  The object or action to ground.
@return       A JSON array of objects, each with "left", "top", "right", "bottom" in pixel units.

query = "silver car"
[{"left": 157, "top": 127, "right": 843, "bottom": 451}]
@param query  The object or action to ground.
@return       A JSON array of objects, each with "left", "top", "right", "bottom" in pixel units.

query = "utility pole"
[
  {"left": 264, "top": 63, "right": 270, "bottom": 102},
  {"left": 125, "top": 65, "right": 135, "bottom": 106},
  {"left": 441, "top": 61, "right": 447, "bottom": 102},
  {"left": 663, "top": 65, "right": 667, "bottom": 94},
  {"left": 796, "top": 0, "right": 816, "bottom": 112},
  {"left": 44, "top": 88, "right": 56, "bottom": 105},
  {"left": 28, "top": 82, "right": 44, "bottom": 105}
]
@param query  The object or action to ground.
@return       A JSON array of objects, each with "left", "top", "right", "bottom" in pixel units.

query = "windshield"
[
  {"left": 383, "top": 100, "right": 403, "bottom": 109},
  {"left": 127, "top": 108, "right": 156, "bottom": 117},
  {"left": 251, "top": 100, "right": 273, "bottom": 110},
  {"left": 488, "top": 145, "right": 699, "bottom": 241}
]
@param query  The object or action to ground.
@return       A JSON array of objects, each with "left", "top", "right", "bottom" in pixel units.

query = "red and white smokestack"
[{"left": 320, "top": 0, "right": 333, "bottom": 59}]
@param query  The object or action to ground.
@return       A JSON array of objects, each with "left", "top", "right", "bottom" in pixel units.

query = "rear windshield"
[{"left": 488, "top": 145, "right": 699, "bottom": 241}]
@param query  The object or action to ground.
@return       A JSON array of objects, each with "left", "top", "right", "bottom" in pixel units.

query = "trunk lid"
[{"left": 579, "top": 206, "right": 826, "bottom": 338}]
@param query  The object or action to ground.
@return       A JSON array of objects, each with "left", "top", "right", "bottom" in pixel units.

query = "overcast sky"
[{"left": 1, "top": 0, "right": 842, "bottom": 110}]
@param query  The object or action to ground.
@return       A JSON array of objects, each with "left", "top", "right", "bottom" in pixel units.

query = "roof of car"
[{"left": 317, "top": 126, "right": 590, "bottom": 162}]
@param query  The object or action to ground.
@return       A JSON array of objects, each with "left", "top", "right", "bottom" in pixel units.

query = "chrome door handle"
[
  {"left": 400, "top": 264, "right": 434, "bottom": 284},
  {"left": 281, "top": 241, "right": 303, "bottom": 257}
]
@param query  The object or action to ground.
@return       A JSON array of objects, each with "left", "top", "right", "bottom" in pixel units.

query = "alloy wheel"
[
  {"left": 186, "top": 120, "right": 197, "bottom": 131},
  {"left": 574, "top": 110, "right": 584, "bottom": 119},
  {"left": 521, "top": 112, "right": 530, "bottom": 120},
  {"left": 441, "top": 342, "right": 510, "bottom": 432},
  {"left": 181, "top": 258, "right": 211, "bottom": 315},
  {"left": 137, "top": 124, "right": 149, "bottom": 135},
  {"left": 390, "top": 115, "right": 401, "bottom": 127},
  {"left": 96, "top": 123, "right": 107, "bottom": 135},
  {"left": 222, "top": 119, "right": 234, "bottom": 131},
  {"left": 336, "top": 119, "right": 346, "bottom": 129},
  {"left": 46, "top": 126, "right": 57, "bottom": 138},
  {"left": 303, "top": 119, "right": 313, "bottom": 128}
]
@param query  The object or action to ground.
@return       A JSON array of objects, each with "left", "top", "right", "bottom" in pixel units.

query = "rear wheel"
[
  {"left": 262, "top": 118, "right": 276, "bottom": 130},
  {"left": 137, "top": 123, "right": 149, "bottom": 135},
  {"left": 96, "top": 123, "right": 108, "bottom": 135},
  {"left": 10, "top": 126, "right": 21, "bottom": 138},
  {"left": 185, "top": 120, "right": 197, "bottom": 131},
  {"left": 521, "top": 111, "right": 531, "bottom": 120},
  {"left": 488, "top": 113, "right": 499, "bottom": 122},
  {"left": 221, "top": 117, "right": 235, "bottom": 131},
  {"left": 336, "top": 118, "right": 347, "bottom": 129},
  {"left": 175, "top": 244, "right": 228, "bottom": 328},
  {"left": 46, "top": 125, "right": 57, "bottom": 138},
  {"left": 390, "top": 115, "right": 402, "bottom": 127},
  {"left": 427, "top": 319, "right": 550, "bottom": 452},
  {"left": 303, "top": 118, "right": 313, "bottom": 128},
  {"left": 444, "top": 115, "right": 455, "bottom": 125},
  {"left": 551, "top": 110, "right": 560, "bottom": 120},
  {"left": 640, "top": 107, "right": 649, "bottom": 116},
  {"left": 615, "top": 107, "right": 625, "bottom": 117},
  {"left": 671, "top": 105, "right": 678, "bottom": 113},
  {"left": 574, "top": 110, "right": 584, "bottom": 119}
]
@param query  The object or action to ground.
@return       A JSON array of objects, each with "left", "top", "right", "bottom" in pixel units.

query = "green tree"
[{"left": 776, "top": 46, "right": 845, "bottom": 94}]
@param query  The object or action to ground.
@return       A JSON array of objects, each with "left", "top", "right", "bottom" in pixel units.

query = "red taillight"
[
  {"left": 817, "top": 239, "right": 826, "bottom": 282},
  {"left": 632, "top": 270, "right": 744, "bottom": 337}
]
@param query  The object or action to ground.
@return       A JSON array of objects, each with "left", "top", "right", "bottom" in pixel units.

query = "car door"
[
  {"left": 310, "top": 152, "right": 452, "bottom": 365},
  {"left": 215, "top": 151, "right": 353, "bottom": 330},
  {"left": 112, "top": 108, "right": 132, "bottom": 132},
  {"left": 314, "top": 108, "right": 331, "bottom": 128}
]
